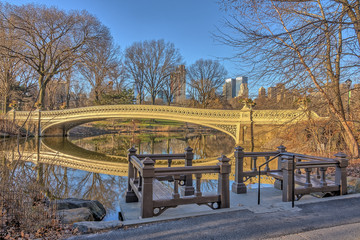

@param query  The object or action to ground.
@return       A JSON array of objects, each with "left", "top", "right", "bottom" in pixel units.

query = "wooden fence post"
[
  {"left": 334, "top": 152, "right": 349, "bottom": 195},
  {"left": 126, "top": 147, "right": 138, "bottom": 203},
  {"left": 218, "top": 155, "right": 231, "bottom": 208},
  {"left": 232, "top": 146, "right": 247, "bottom": 194},
  {"left": 277, "top": 145, "right": 286, "bottom": 168},
  {"left": 184, "top": 146, "right": 195, "bottom": 196},
  {"left": 141, "top": 157, "right": 155, "bottom": 218},
  {"left": 275, "top": 145, "right": 286, "bottom": 190},
  {"left": 281, "top": 155, "right": 294, "bottom": 202}
]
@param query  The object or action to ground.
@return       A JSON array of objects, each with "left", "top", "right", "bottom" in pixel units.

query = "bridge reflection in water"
[{"left": 1, "top": 132, "right": 277, "bottom": 220}]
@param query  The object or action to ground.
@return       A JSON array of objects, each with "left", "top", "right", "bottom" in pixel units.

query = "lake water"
[{"left": 0, "top": 131, "right": 276, "bottom": 221}]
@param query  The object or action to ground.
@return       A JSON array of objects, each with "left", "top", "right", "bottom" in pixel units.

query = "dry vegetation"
[{"left": 0, "top": 154, "right": 77, "bottom": 239}]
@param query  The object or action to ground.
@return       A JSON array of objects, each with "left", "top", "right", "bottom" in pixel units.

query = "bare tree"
[
  {"left": 187, "top": 59, "right": 227, "bottom": 108},
  {"left": 0, "top": 3, "right": 107, "bottom": 109},
  {"left": 124, "top": 43, "right": 146, "bottom": 104},
  {"left": 124, "top": 39, "right": 182, "bottom": 104},
  {"left": 216, "top": 0, "right": 360, "bottom": 157},
  {"left": 70, "top": 79, "right": 87, "bottom": 108},
  {"left": 0, "top": 24, "right": 36, "bottom": 112},
  {"left": 0, "top": 6, "right": 23, "bottom": 112},
  {"left": 333, "top": 1, "right": 360, "bottom": 47},
  {"left": 0, "top": 48, "right": 22, "bottom": 112},
  {"left": 78, "top": 33, "right": 121, "bottom": 104}
]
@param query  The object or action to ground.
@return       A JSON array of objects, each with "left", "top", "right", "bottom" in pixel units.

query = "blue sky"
[{"left": 6, "top": 0, "right": 241, "bottom": 78}]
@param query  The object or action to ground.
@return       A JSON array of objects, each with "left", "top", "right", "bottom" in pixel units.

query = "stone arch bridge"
[{"left": 7, "top": 105, "right": 321, "bottom": 144}]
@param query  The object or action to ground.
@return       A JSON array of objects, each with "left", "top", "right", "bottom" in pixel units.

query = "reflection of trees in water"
[
  {"left": 71, "top": 134, "right": 132, "bottom": 157},
  {"left": 1, "top": 131, "right": 236, "bottom": 219},
  {"left": 73, "top": 132, "right": 235, "bottom": 160},
  {"left": 41, "top": 164, "right": 127, "bottom": 213},
  {"left": 188, "top": 134, "right": 235, "bottom": 159},
  {"left": 19, "top": 161, "right": 128, "bottom": 216},
  {"left": 137, "top": 136, "right": 188, "bottom": 155},
  {"left": 1, "top": 137, "right": 128, "bottom": 218},
  {"left": 199, "top": 179, "right": 218, "bottom": 192}
]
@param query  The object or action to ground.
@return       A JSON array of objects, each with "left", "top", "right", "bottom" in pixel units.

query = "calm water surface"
[{"left": 1, "top": 131, "right": 275, "bottom": 221}]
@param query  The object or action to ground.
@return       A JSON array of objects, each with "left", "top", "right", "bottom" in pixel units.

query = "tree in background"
[
  {"left": 187, "top": 59, "right": 227, "bottom": 108},
  {"left": 69, "top": 79, "right": 87, "bottom": 108},
  {"left": 78, "top": 32, "right": 122, "bottom": 105},
  {"left": 0, "top": 3, "right": 107, "bottom": 109},
  {"left": 0, "top": 22, "right": 36, "bottom": 112},
  {"left": 99, "top": 88, "right": 134, "bottom": 105},
  {"left": 125, "top": 39, "right": 182, "bottom": 104},
  {"left": 0, "top": 5, "right": 24, "bottom": 112},
  {"left": 0, "top": 49, "right": 22, "bottom": 112},
  {"left": 217, "top": 0, "right": 360, "bottom": 157}
]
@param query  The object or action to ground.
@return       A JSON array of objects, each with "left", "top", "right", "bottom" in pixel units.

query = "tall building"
[
  {"left": 223, "top": 76, "right": 249, "bottom": 100},
  {"left": 223, "top": 78, "right": 234, "bottom": 100},
  {"left": 268, "top": 87, "right": 276, "bottom": 100},
  {"left": 171, "top": 65, "right": 186, "bottom": 103},
  {"left": 275, "top": 83, "right": 285, "bottom": 102},
  {"left": 258, "top": 87, "right": 266, "bottom": 98},
  {"left": 237, "top": 76, "right": 249, "bottom": 98}
]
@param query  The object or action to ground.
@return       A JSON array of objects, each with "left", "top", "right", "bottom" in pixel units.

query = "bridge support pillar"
[{"left": 235, "top": 123, "right": 252, "bottom": 146}]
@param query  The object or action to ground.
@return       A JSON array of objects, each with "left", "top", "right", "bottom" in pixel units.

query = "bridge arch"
[
  {"left": 8, "top": 105, "right": 321, "bottom": 144},
  {"left": 43, "top": 114, "right": 238, "bottom": 141}
]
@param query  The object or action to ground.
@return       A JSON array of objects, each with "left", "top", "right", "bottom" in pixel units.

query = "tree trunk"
[
  {"left": 94, "top": 89, "right": 100, "bottom": 104},
  {"left": 37, "top": 75, "right": 47, "bottom": 110},
  {"left": 65, "top": 74, "right": 71, "bottom": 108},
  {"left": 38, "top": 85, "right": 46, "bottom": 110},
  {"left": 3, "top": 94, "right": 8, "bottom": 113},
  {"left": 329, "top": 104, "right": 359, "bottom": 157},
  {"left": 339, "top": 116, "right": 359, "bottom": 157}
]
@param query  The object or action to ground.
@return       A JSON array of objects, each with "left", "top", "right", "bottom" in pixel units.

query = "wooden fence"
[
  {"left": 125, "top": 147, "right": 231, "bottom": 218},
  {"left": 232, "top": 145, "right": 349, "bottom": 202}
]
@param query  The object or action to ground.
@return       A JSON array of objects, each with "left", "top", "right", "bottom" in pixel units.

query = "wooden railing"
[
  {"left": 232, "top": 145, "right": 349, "bottom": 203},
  {"left": 126, "top": 146, "right": 195, "bottom": 197},
  {"left": 232, "top": 145, "right": 283, "bottom": 194},
  {"left": 125, "top": 147, "right": 231, "bottom": 218}
]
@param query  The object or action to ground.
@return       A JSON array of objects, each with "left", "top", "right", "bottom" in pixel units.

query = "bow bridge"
[{"left": 7, "top": 105, "right": 320, "bottom": 143}]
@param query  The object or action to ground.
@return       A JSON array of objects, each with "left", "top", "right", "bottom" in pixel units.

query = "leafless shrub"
[{"left": 0, "top": 153, "right": 74, "bottom": 239}]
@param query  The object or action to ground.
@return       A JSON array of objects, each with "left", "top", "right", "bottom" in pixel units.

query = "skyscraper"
[
  {"left": 237, "top": 76, "right": 248, "bottom": 98},
  {"left": 258, "top": 87, "right": 266, "bottom": 98},
  {"left": 223, "top": 76, "right": 249, "bottom": 100},
  {"left": 171, "top": 65, "right": 186, "bottom": 103}
]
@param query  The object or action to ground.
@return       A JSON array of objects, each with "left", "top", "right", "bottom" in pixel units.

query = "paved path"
[
  {"left": 69, "top": 197, "right": 360, "bottom": 240},
  {"left": 265, "top": 222, "right": 360, "bottom": 240}
]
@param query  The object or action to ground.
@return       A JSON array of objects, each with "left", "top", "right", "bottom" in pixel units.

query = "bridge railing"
[
  {"left": 126, "top": 146, "right": 195, "bottom": 196},
  {"left": 126, "top": 153, "right": 231, "bottom": 218},
  {"left": 232, "top": 146, "right": 349, "bottom": 202},
  {"left": 279, "top": 152, "right": 348, "bottom": 201},
  {"left": 231, "top": 146, "right": 282, "bottom": 194}
]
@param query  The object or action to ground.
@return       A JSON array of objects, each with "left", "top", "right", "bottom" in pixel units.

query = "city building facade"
[
  {"left": 171, "top": 65, "right": 186, "bottom": 103},
  {"left": 223, "top": 76, "right": 249, "bottom": 100}
]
